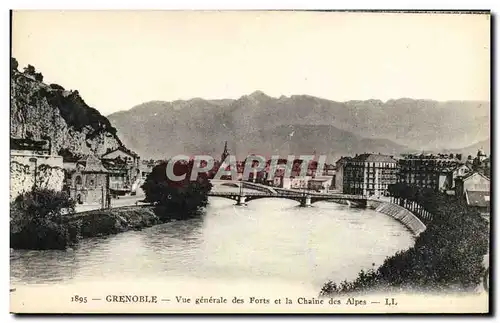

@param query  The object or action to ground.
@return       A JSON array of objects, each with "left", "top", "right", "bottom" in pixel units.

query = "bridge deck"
[{"left": 208, "top": 191, "right": 365, "bottom": 200}]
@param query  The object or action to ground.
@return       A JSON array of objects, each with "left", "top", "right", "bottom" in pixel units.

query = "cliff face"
[{"left": 10, "top": 63, "right": 122, "bottom": 158}]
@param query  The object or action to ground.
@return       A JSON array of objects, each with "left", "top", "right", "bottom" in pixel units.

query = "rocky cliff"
[{"left": 10, "top": 59, "right": 122, "bottom": 158}]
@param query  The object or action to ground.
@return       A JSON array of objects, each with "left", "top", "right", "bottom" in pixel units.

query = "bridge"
[
  {"left": 210, "top": 179, "right": 277, "bottom": 194},
  {"left": 208, "top": 190, "right": 367, "bottom": 207}
]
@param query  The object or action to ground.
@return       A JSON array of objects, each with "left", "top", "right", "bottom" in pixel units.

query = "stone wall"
[
  {"left": 10, "top": 158, "right": 64, "bottom": 202},
  {"left": 368, "top": 200, "right": 427, "bottom": 236}
]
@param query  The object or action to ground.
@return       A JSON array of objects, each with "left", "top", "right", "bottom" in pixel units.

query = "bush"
[{"left": 10, "top": 189, "right": 77, "bottom": 250}]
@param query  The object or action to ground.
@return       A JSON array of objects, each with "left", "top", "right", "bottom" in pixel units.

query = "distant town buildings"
[
  {"left": 10, "top": 132, "right": 492, "bottom": 217},
  {"left": 397, "top": 153, "right": 461, "bottom": 192}
]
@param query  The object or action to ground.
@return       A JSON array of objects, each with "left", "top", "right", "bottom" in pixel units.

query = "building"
[
  {"left": 323, "top": 164, "right": 336, "bottom": 177},
  {"left": 341, "top": 153, "right": 398, "bottom": 197},
  {"left": 139, "top": 159, "right": 161, "bottom": 179},
  {"left": 455, "top": 172, "right": 490, "bottom": 197},
  {"left": 473, "top": 148, "right": 488, "bottom": 165},
  {"left": 454, "top": 172, "right": 490, "bottom": 216},
  {"left": 101, "top": 146, "right": 141, "bottom": 195},
  {"left": 308, "top": 176, "right": 334, "bottom": 193},
  {"left": 471, "top": 149, "right": 491, "bottom": 178},
  {"left": 281, "top": 176, "right": 311, "bottom": 190},
  {"left": 450, "top": 164, "right": 472, "bottom": 189},
  {"left": 398, "top": 153, "right": 461, "bottom": 192},
  {"left": 465, "top": 190, "right": 490, "bottom": 216},
  {"left": 64, "top": 154, "right": 109, "bottom": 206},
  {"left": 334, "top": 157, "right": 351, "bottom": 192}
]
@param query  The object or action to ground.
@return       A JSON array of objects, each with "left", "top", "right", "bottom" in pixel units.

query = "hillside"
[
  {"left": 107, "top": 91, "right": 489, "bottom": 161},
  {"left": 10, "top": 58, "right": 123, "bottom": 159}
]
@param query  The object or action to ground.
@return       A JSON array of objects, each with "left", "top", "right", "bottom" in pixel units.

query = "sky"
[{"left": 12, "top": 11, "right": 490, "bottom": 116}]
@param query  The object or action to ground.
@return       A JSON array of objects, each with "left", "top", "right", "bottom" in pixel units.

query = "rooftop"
[
  {"left": 102, "top": 146, "right": 139, "bottom": 159},
  {"left": 77, "top": 155, "right": 109, "bottom": 173},
  {"left": 352, "top": 153, "right": 397, "bottom": 163},
  {"left": 401, "top": 153, "right": 460, "bottom": 161},
  {"left": 459, "top": 171, "right": 490, "bottom": 182},
  {"left": 465, "top": 190, "right": 490, "bottom": 208}
]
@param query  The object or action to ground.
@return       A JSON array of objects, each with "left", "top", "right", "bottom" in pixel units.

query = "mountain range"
[{"left": 107, "top": 91, "right": 490, "bottom": 162}]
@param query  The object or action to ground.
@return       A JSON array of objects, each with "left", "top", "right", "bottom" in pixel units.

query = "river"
[{"left": 11, "top": 193, "right": 415, "bottom": 299}]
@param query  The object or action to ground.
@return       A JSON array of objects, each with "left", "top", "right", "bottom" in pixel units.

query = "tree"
[
  {"left": 10, "top": 188, "right": 77, "bottom": 250},
  {"left": 23, "top": 64, "right": 36, "bottom": 75},
  {"left": 11, "top": 57, "right": 18, "bottom": 71},
  {"left": 141, "top": 159, "right": 212, "bottom": 219},
  {"left": 22, "top": 64, "right": 43, "bottom": 81}
]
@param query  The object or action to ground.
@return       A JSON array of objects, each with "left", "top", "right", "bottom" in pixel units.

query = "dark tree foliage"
[
  {"left": 49, "top": 83, "right": 65, "bottom": 90},
  {"left": 11, "top": 57, "right": 18, "bottom": 71},
  {"left": 57, "top": 148, "right": 83, "bottom": 161},
  {"left": 23, "top": 64, "right": 36, "bottom": 75},
  {"left": 141, "top": 160, "right": 213, "bottom": 220},
  {"left": 22, "top": 64, "right": 43, "bottom": 81},
  {"left": 321, "top": 186, "right": 489, "bottom": 295},
  {"left": 41, "top": 86, "right": 119, "bottom": 138},
  {"left": 10, "top": 189, "right": 78, "bottom": 250}
]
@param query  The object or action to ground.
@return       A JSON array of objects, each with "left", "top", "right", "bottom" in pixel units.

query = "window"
[{"left": 75, "top": 175, "right": 82, "bottom": 185}]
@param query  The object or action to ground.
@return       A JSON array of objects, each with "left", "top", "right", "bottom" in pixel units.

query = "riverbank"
[
  {"left": 320, "top": 192, "right": 489, "bottom": 296},
  {"left": 367, "top": 200, "right": 426, "bottom": 236},
  {"left": 65, "top": 205, "right": 161, "bottom": 239},
  {"left": 10, "top": 204, "right": 175, "bottom": 250}
]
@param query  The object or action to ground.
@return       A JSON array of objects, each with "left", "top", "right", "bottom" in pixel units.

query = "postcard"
[{"left": 9, "top": 10, "right": 490, "bottom": 314}]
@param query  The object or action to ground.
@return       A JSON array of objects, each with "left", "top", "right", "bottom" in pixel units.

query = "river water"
[{"left": 10, "top": 192, "right": 415, "bottom": 298}]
